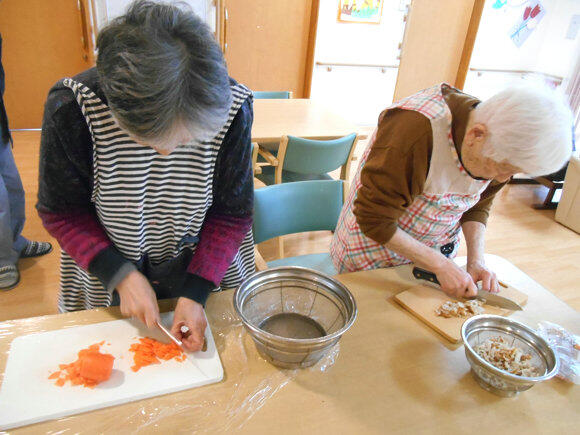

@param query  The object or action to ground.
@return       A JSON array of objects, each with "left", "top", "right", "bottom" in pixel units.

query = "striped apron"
[
  {"left": 58, "top": 78, "right": 255, "bottom": 312},
  {"left": 330, "top": 84, "right": 490, "bottom": 273}
]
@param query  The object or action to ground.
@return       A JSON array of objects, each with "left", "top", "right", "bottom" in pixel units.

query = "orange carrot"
[
  {"left": 49, "top": 342, "right": 115, "bottom": 388},
  {"left": 128, "top": 337, "right": 186, "bottom": 372},
  {"left": 79, "top": 352, "right": 114, "bottom": 382}
]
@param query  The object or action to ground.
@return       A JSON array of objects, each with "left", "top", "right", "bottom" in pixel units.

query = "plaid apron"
[{"left": 330, "top": 84, "right": 490, "bottom": 273}]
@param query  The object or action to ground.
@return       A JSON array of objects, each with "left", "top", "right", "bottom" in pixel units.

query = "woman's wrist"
[{"left": 431, "top": 253, "right": 452, "bottom": 273}]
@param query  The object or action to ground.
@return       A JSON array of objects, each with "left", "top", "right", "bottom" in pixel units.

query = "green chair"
[
  {"left": 256, "top": 133, "right": 358, "bottom": 187},
  {"left": 253, "top": 91, "right": 292, "bottom": 99},
  {"left": 253, "top": 180, "right": 343, "bottom": 276}
]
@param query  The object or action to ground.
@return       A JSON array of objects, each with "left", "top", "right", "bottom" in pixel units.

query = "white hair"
[{"left": 472, "top": 85, "right": 574, "bottom": 177}]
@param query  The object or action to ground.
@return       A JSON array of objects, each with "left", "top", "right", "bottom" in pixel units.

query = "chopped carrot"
[
  {"left": 128, "top": 337, "right": 186, "bottom": 372},
  {"left": 49, "top": 342, "right": 115, "bottom": 388}
]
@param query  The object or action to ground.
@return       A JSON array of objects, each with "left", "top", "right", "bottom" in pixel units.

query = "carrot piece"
[
  {"left": 50, "top": 342, "right": 115, "bottom": 388},
  {"left": 79, "top": 351, "right": 115, "bottom": 382},
  {"left": 128, "top": 336, "right": 185, "bottom": 371}
]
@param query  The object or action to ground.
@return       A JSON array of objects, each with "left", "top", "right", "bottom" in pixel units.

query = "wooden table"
[
  {"left": 2, "top": 255, "right": 578, "bottom": 433},
  {"left": 252, "top": 99, "right": 368, "bottom": 144}
]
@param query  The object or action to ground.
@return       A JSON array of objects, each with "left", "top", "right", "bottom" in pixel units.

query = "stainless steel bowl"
[
  {"left": 234, "top": 267, "right": 357, "bottom": 369},
  {"left": 461, "top": 314, "right": 559, "bottom": 397}
]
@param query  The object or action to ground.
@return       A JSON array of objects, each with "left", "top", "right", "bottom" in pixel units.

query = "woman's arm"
[
  {"left": 461, "top": 220, "right": 499, "bottom": 293},
  {"left": 181, "top": 97, "right": 254, "bottom": 305},
  {"left": 37, "top": 86, "right": 136, "bottom": 292}
]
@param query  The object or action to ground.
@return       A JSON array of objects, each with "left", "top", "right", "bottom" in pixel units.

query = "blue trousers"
[{"left": 0, "top": 140, "right": 27, "bottom": 266}]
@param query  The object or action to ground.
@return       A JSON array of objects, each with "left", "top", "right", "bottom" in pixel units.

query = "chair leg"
[
  {"left": 277, "top": 236, "right": 284, "bottom": 259},
  {"left": 254, "top": 246, "right": 268, "bottom": 271},
  {"left": 532, "top": 185, "right": 560, "bottom": 210}
]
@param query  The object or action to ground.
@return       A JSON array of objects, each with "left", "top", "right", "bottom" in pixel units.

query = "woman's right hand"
[
  {"left": 116, "top": 270, "right": 160, "bottom": 328},
  {"left": 433, "top": 257, "right": 478, "bottom": 299}
]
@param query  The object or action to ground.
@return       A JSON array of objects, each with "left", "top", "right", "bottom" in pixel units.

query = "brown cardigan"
[{"left": 353, "top": 87, "right": 507, "bottom": 245}]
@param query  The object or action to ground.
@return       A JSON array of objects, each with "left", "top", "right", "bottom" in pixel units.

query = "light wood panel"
[
  {"left": 224, "top": 0, "right": 314, "bottom": 97},
  {"left": 252, "top": 99, "right": 365, "bottom": 143},
  {"left": 0, "top": 130, "right": 579, "bottom": 322},
  {"left": 0, "top": 0, "right": 95, "bottom": 129},
  {"left": 394, "top": 0, "right": 476, "bottom": 100}
]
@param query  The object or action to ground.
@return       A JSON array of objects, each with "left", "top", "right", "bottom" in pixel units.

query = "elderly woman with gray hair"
[
  {"left": 331, "top": 83, "right": 573, "bottom": 298},
  {"left": 37, "top": 1, "right": 254, "bottom": 351}
]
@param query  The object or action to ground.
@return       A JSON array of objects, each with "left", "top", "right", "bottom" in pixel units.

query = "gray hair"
[
  {"left": 96, "top": 0, "right": 232, "bottom": 144},
  {"left": 473, "top": 84, "right": 573, "bottom": 177}
]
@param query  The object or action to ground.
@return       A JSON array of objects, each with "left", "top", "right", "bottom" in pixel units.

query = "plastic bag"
[
  {"left": 0, "top": 299, "right": 338, "bottom": 433},
  {"left": 537, "top": 321, "right": 580, "bottom": 384}
]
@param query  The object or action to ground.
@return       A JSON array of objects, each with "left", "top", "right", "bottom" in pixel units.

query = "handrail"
[
  {"left": 468, "top": 67, "right": 563, "bottom": 83},
  {"left": 316, "top": 61, "right": 399, "bottom": 69}
]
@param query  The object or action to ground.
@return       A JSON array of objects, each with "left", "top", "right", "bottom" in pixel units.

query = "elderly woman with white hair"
[
  {"left": 37, "top": 1, "right": 254, "bottom": 351},
  {"left": 330, "top": 83, "right": 573, "bottom": 298}
]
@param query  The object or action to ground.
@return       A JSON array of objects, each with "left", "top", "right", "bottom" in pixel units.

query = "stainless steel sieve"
[
  {"left": 234, "top": 267, "right": 357, "bottom": 369},
  {"left": 462, "top": 314, "right": 559, "bottom": 397}
]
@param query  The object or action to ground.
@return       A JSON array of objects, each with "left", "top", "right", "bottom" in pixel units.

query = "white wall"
[
  {"left": 314, "top": 0, "right": 407, "bottom": 65},
  {"left": 93, "top": 0, "right": 216, "bottom": 32},
  {"left": 310, "top": 0, "right": 408, "bottom": 126},
  {"left": 464, "top": 0, "right": 579, "bottom": 100},
  {"left": 469, "top": 0, "right": 579, "bottom": 77}
]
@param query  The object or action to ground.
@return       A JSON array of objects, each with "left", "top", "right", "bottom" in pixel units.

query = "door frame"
[{"left": 455, "top": 0, "right": 485, "bottom": 90}]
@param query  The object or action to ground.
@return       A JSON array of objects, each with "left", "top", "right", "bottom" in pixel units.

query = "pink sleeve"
[
  {"left": 186, "top": 213, "right": 252, "bottom": 286},
  {"left": 38, "top": 210, "right": 112, "bottom": 270}
]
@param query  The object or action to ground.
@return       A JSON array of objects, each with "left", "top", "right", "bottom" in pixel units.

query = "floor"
[{"left": 1, "top": 130, "right": 579, "bottom": 322}]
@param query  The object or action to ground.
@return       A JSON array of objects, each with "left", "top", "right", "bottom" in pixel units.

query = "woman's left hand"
[
  {"left": 171, "top": 297, "right": 207, "bottom": 352},
  {"left": 466, "top": 260, "right": 500, "bottom": 293}
]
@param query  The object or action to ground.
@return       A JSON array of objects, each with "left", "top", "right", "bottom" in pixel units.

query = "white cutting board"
[{"left": 0, "top": 311, "right": 223, "bottom": 430}]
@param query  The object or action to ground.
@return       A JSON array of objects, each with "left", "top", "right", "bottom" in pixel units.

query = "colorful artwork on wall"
[
  {"left": 509, "top": 1, "right": 546, "bottom": 47},
  {"left": 337, "top": 0, "right": 384, "bottom": 24}
]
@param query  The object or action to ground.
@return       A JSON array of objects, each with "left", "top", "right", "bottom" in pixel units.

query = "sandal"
[
  {"left": 0, "top": 265, "right": 20, "bottom": 290},
  {"left": 20, "top": 241, "right": 53, "bottom": 258}
]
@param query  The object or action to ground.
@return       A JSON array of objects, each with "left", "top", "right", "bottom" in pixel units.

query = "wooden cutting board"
[
  {"left": 394, "top": 283, "right": 528, "bottom": 343},
  {"left": 0, "top": 311, "right": 223, "bottom": 430}
]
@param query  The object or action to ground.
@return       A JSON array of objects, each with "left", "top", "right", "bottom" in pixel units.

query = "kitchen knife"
[
  {"left": 412, "top": 266, "right": 523, "bottom": 311},
  {"left": 157, "top": 320, "right": 183, "bottom": 346}
]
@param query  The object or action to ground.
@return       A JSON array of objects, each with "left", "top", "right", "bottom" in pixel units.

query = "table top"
[
  {"left": 2, "top": 255, "right": 578, "bottom": 434},
  {"left": 252, "top": 99, "right": 368, "bottom": 143}
]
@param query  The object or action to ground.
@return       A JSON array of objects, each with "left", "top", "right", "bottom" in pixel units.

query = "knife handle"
[{"left": 412, "top": 267, "right": 440, "bottom": 285}]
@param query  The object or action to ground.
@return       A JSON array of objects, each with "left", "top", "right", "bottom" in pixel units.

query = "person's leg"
[
  {"left": 0, "top": 140, "right": 52, "bottom": 259},
  {"left": 0, "top": 145, "right": 20, "bottom": 289},
  {"left": 0, "top": 141, "right": 27, "bottom": 248},
  {"left": 0, "top": 144, "right": 20, "bottom": 267}
]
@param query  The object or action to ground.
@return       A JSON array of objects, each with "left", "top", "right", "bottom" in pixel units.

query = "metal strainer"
[
  {"left": 461, "top": 315, "right": 559, "bottom": 396},
  {"left": 234, "top": 267, "right": 357, "bottom": 368}
]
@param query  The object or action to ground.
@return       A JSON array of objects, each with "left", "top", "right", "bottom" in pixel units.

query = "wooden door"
[
  {"left": 0, "top": 0, "right": 95, "bottom": 129},
  {"left": 223, "top": 0, "right": 317, "bottom": 98}
]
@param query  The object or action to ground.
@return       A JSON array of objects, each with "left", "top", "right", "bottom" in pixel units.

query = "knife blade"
[
  {"left": 412, "top": 266, "right": 523, "bottom": 311},
  {"left": 156, "top": 320, "right": 183, "bottom": 346}
]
